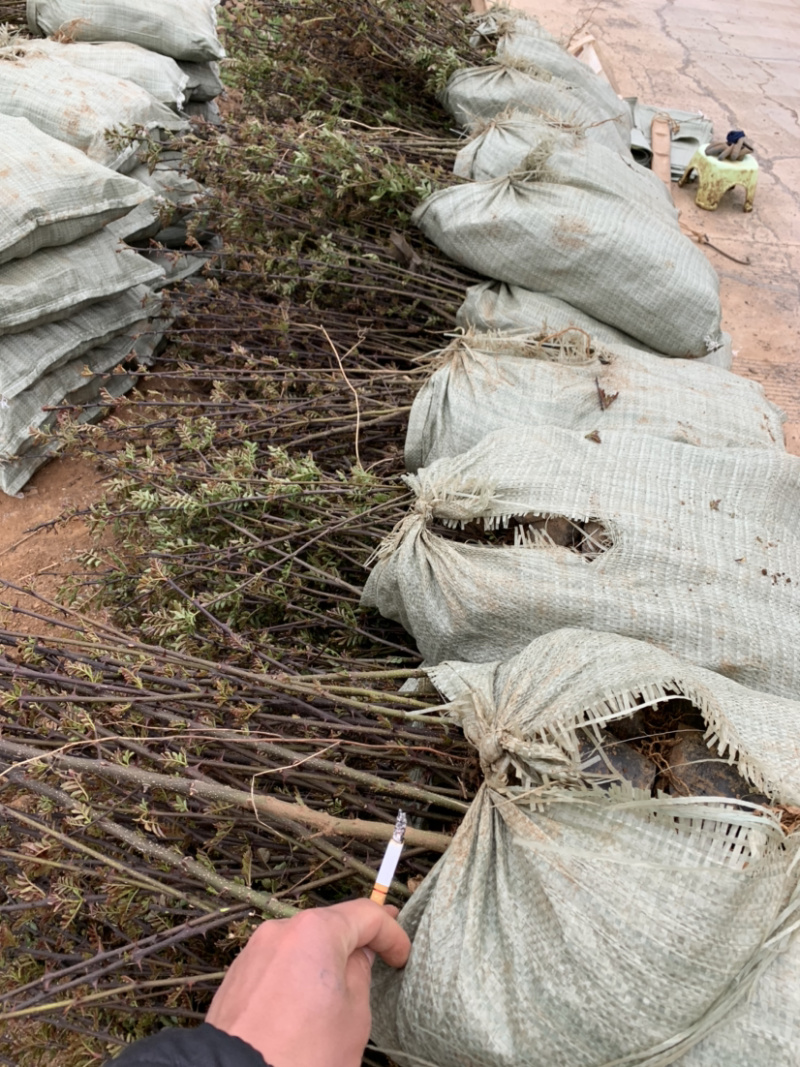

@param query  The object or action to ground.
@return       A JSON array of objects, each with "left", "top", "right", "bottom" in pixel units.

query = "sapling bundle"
[
  {"left": 0, "top": 617, "right": 471, "bottom": 1053},
  {"left": 240, "top": 0, "right": 482, "bottom": 127},
  {"left": 59, "top": 106, "right": 472, "bottom": 661},
  {"left": 372, "top": 629, "right": 800, "bottom": 1067}
]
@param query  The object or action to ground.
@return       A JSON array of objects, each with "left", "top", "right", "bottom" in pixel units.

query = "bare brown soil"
[{"left": 0, "top": 454, "right": 106, "bottom": 631}]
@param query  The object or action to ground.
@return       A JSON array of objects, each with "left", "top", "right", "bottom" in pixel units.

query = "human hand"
[{"left": 206, "top": 899, "right": 411, "bottom": 1067}]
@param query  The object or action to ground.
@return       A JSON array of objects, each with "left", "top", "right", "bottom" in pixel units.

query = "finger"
[{"left": 319, "top": 900, "right": 411, "bottom": 969}]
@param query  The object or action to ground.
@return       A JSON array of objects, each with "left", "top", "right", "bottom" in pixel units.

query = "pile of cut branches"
[
  {"left": 0, "top": 2, "right": 485, "bottom": 1063},
  {"left": 0, "top": 619, "right": 473, "bottom": 1061},
  {"left": 48, "top": 0, "right": 481, "bottom": 664}
]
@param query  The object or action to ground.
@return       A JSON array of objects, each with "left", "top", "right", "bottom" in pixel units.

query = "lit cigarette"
[{"left": 369, "top": 810, "right": 407, "bottom": 905}]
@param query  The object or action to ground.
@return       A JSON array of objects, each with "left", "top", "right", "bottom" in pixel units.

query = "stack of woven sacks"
[
  {"left": 0, "top": 0, "right": 224, "bottom": 494},
  {"left": 422, "top": 8, "right": 732, "bottom": 365},
  {"left": 364, "top": 9, "right": 800, "bottom": 1066}
]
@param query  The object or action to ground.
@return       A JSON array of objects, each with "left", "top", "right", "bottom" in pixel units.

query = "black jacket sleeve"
[{"left": 109, "top": 1022, "right": 273, "bottom": 1067}]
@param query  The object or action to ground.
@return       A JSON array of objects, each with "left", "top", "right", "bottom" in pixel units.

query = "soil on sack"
[
  {"left": 601, "top": 695, "right": 770, "bottom": 805},
  {"left": 432, "top": 512, "right": 613, "bottom": 558}
]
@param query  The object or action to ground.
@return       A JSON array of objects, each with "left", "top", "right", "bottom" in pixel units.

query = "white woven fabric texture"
[
  {"left": 0, "top": 313, "right": 167, "bottom": 496},
  {"left": 405, "top": 334, "right": 785, "bottom": 470},
  {"left": 371, "top": 629, "right": 800, "bottom": 1067},
  {"left": 27, "top": 0, "right": 224, "bottom": 62},
  {"left": 470, "top": 10, "right": 557, "bottom": 48},
  {"left": 413, "top": 172, "right": 722, "bottom": 357},
  {"left": 1, "top": 323, "right": 149, "bottom": 461},
  {"left": 458, "top": 279, "right": 650, "bottom": 349},
  {"left": 0, "top": 286, "right": 157, "bottom": 400},
  {"left": 455, "top": 120, "right": 676, "bottom": 220},
  {"left": 362, "top": 426, "right": 800, "bottom": 697},
  {"left": 441, "top": 64, "right": 631, "bottom": 153},
  {"left": 456, "top": 281, "right": 734, "bottom": 368},
  {"left": 0, "top": 51, "right": 187, "bottom": 169},
  {"left": 128, "top": 163, "right": 205, "bottom": 208},
  {"left": 18, "top": 37, "right": 189, "bottom": 109},
  {"left": 0, "top": 116, "right": 146, "bottom": 266},
  {"left": 107, "top": 164, "right": 205, "bottom": 242},
  {"left": 454, "top": 109, "right": 633, "bottom": 176},
  {"left": 495, "top": 27, "right": 624, "bottom": 117},
  {"left": 0, "top": 231, "right": 164, "bottom": 336}
]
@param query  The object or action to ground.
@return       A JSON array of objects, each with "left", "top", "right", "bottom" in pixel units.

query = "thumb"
[{"left": 346, "top": 945, "right": 375, "bottom": 999}]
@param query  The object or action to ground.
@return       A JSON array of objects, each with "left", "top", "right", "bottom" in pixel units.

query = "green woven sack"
[
  {"left": 0, "top": 116, "right": 146, "bottom": 266},
  {"left": 372, "top": 629, "right": 800, "bottom": 1067},
  {"left": 363, "top": 425, "right": 800, "bottom": 698},
  {"left": 27, "top": 0, "right": 224, "bottom": 62},
  {"left": 405, "top": 333, "right": 784, "bottom": 471}
]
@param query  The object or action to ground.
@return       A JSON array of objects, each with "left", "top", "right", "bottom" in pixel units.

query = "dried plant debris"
[
  {"left": 431, "top": 512, "right": 612, "bottom": 558},
  {"left": 0, "top": 2, "right": 26, "bottom": 27},
  {"left": 227, "top": 0, "right": 483, "bottom": 127}
]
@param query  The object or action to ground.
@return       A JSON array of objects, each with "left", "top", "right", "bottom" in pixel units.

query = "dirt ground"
[
  {"left": 0, "top": 455, "right": 106, "bottom": 628},
  {"left": 2, "top": 0, "right": 799, "bottom": 617}
]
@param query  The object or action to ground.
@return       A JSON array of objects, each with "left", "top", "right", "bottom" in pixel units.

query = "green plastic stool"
[{"left": 678, "top": 143, "right": 758, "bottom": 212}]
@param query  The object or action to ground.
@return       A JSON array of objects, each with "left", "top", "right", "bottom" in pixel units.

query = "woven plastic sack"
[
  {"left": 146, "top": 240, "right": 219, "bottom": 289},
  {"left": 0, "top": 314, "right": 166, "bottom": 496},
  {"left": 371, "top": 628, "right": 800, "bottom": 1067},
  {"left": 495, "top": 26, "right": 623, "bottom": 116},
  {"left": 0, "top": 116, "right": 146, "bottom": 266},
  {"left": 0, "top": 50, "right": 187, "bottom": 170},
  {"left": 459, "top": 280, "right": 648, "bottom": 348},
  {"left": 18, "top": 37, "right": 189, "bottom": 109},
  {"left": 405, "top": 334, "right": 784, "bottom": 471},
  {"left": 456, "top": 281, "right": 734, "bottom": 368},
  {"left": 27, "top": 0, "right": 224, "bottom": 63},
  {"left": 180, "top": 61, "right": 223, "bottom": 101},
  {"left": 454, "top": 108, "right": 633, "bottom": 176},
  {"left": 441, "top": 64, "right": 631, "bottom": 154},
  {"left": 107, "top": 163, "right": 205, "bottom": 242},
  {"left": 456, "top": 125, "right": 676, "bottom": 222},
  {"left": 129, "top": 163, "right": 205, "bottom": 209},
  {"left": 0, "top": 231, "right": 164, "bottom": 336},
  {"left": 185, "top": 99, "right": 221, "bottom": 125},
  {"left": 0, "top": 285, "right": 157, "bottom": 401},
  {"left": 413, "top": 173, "right": 722, "bottom": 357},
  {"left": 362, "top": 425, "right": 800, "bottom": 697},
  {"left": 1, "top": 316, "right": 154, "bottom": 464}
]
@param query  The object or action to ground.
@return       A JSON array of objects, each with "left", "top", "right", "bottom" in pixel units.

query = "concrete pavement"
[{"left": 504, "top": 0, "right": 800, "bottom": 451}]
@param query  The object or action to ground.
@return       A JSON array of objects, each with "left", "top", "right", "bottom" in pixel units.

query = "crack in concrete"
[{"left": 655, "top": 0, "right": 738, "bottom": 128}]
